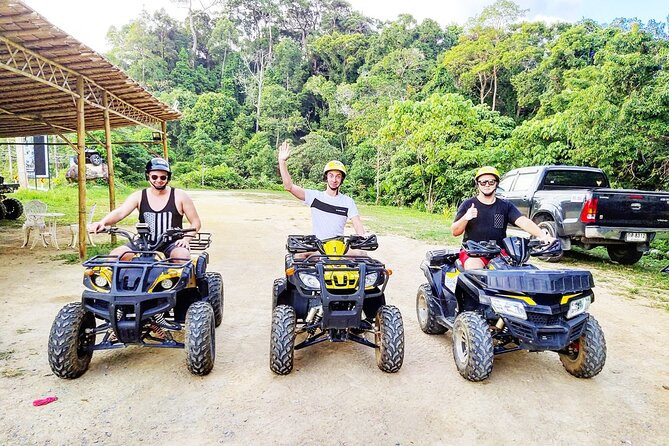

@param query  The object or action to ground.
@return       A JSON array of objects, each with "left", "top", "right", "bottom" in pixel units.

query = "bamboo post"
[
  {"left": 103, "top": 92, "right": 117, "bottom": 244},
  {"left": 77, "top": 77, "right": 87, "bottom": 259},
  {"left": 161, "top": 121, "right": 168, "bottom": 160}
]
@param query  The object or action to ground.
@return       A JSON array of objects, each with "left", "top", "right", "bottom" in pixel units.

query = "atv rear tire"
[
  {"left": 2, "top": 198, "right": 23, "bottom": 220},
  {"left": 452, "top": 311, "right": 494, "bottom": 381},
  {"left": 272, "top": 278, "right": 286, "bottom": 310},
  {"left": 375, "top": 305, "right": 404, "bottom": 373},
  {"left": 270, "top": 305, "right": 296, "bottom": 375},
  {"left": 607, "top": 244, "right": 644, "bottom": 265},
  {"left": 48, "top": 302, "right": 96, "bottom": 379},
  {"left": 416, "top": 283, "right": 447, "bottom": 334},
  {"left": 559, "top": 316, "right": 606, "bottom": 378},
  {"left": 185, "top": 301, "right": 216, "bottom": 376},
  {"left": 205, "top": 272, "right": 223, "bottom": 327}
]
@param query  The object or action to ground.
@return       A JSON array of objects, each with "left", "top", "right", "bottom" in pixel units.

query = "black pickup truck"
[{"left": 496, "top": 166, "right": 669, "bottom": 265}]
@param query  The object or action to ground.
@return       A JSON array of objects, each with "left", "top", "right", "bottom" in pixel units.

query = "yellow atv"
[
  {"left": 270, "top": 234, "right": 404, "bottom": 375},
  {"left": 48, "top": 223, "right": 223, "bottom": 378}
]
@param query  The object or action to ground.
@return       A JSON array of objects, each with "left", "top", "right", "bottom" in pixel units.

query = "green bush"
[{"left": 179, "top": 164, "right": 244, "bottom": 189}]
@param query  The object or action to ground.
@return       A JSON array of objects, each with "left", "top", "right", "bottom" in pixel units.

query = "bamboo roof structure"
[{"left": 0, "top": 0, "right": 181, "bottom": 138}]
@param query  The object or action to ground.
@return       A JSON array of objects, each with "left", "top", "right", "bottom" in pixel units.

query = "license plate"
[{"left": 625, "top": 232, "right": 647, "bottom": 242}]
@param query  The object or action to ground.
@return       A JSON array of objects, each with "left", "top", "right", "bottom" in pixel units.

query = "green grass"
[
  {"left": 360, "top": 204, "right": 459, "bottom": 245},
  {"left": 52, "top": 242, "right": 127, "bottom": 264},
  {"left": 8, "top": 182, "right": 134, "bottom": 224},
  {"left": 0, "top": 350, "right": 14, "bottom": 361}
]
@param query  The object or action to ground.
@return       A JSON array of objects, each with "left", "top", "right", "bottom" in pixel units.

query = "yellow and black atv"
[
  {"left": 48, "top": 223, "right": 223, "bottom": 378},
  {"left": 417, "top": 237, "right": 606, "bottom": 381},
  {"left": 270, "top": 234, "right": 404, "bottom": 374}
]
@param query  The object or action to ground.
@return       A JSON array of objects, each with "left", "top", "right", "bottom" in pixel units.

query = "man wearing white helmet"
[
  {"left": 451, "top": 166, "right": 554, "bottom": 270},
  {"left": 277, "top": 141, "right": 365, "bottom": 244}
]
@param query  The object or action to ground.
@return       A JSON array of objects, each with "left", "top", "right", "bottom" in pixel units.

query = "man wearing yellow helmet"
[
  {"left": 451, "top": 166, "right": 554, "bottom": 269},
  {"left": 277, "top": 141, "right": 365, "bottom": 241}
]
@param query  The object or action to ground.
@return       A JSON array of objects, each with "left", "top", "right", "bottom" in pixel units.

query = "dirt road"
[{"left": 1, "top": 191, "right": 667, "bottom": 445}]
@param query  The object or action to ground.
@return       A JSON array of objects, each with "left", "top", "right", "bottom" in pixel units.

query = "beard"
[
  {"left": 152, "top": 183, "right": 168, "bottom": 191},
  {"left": 481, "top": 187, "right": 496, "bottom": 197}
]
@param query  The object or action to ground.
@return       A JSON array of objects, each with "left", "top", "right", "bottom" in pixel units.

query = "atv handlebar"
[
  {"left": 463, "top": 240, "right": 502, "bottom": 258},
  {"left": 528, "top": 238, "right": 563, "bottom": 257},
  {"left": 286, "top": 234, "right": 378, "bottom": 254},
  {"left": 99, "top": 225, "right": 197, "bottom": 252}
]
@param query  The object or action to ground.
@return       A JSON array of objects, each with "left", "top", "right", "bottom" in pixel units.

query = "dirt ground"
[{"left": 0, "top": 190, "right": 667, "bottom": 445}]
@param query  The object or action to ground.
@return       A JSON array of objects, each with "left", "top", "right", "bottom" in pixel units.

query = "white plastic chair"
[
  {"left": 69, "top": 204, "right": 97, "bottom": 248},
  {"left": 21, "top": 200, "right": 50, "bottom": 249}
]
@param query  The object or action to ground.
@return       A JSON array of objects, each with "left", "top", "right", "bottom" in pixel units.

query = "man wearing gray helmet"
[{"left": 88, "top": 157, "right": 201, "bottom": 260}]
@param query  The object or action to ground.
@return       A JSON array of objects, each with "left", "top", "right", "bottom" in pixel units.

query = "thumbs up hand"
[{"left": 464, "top": 203, "right": 478, "bottom": 221}]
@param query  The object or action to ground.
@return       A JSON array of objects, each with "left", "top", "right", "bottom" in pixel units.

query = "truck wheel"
[
  {"left": 185, "top": 301, "right": 216, "bottom": 375},
  {"left": 375, "top": 305, "right": 404, "bottom": 373},
  {"left": 416, "top": 283, "right": 447, "bottom": 334},
  {"left": 452, "top": 311, "right": 493, "bottom": 381},
  {"left": 272, "top": 278, "right": 286, "bottom": 310},
  {"left": 559, "top": 316, "right": 606, "bottom": 378},
  {"left": 2, "top": 198, "right": 23, "bottom": 220},
  {"left": 48, "top": 303, "right": 96, "bottom": 379},
  {"left": 537, "top": 221, "right": 563, "bottom": 262},
  {"left": 204, "top": 272, "right": 223, "bottom": 327},
  {"left": 270, "top": 305, "right": 296, "bottom": 375},
  {"left": 606, "top": 244, "right": 644, "bottom": 265}
]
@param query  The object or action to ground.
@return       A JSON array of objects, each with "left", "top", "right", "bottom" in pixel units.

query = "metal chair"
[
  {"left": 69, "top": 204, "right": 97, "bottom": 248},
  {"left": 21, "top": 200, "right": 51, "bottom": 249}
]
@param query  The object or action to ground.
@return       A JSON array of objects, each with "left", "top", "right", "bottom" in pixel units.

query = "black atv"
[
  {"left": 417, "top": 237, "right": 606, "bottom": 381},
  {"left": 270, "top": 234, "right": 404, "bottom": 374},
  {"left": 48, "top": 223, "right": 223, "bottom": 378},
  {"left": 0, "top": 174, "right": 23, "bottom": 220}
]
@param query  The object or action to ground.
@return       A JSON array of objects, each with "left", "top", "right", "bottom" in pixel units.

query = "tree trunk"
[
  {"left": 188, "top": 0, "right": 197, "bottom": 69},
  {"left": 221, "top": 48, "right": 228, "bottom": 89},
  {"left": 375, "top": 150, "right": 381, "bottom": 205},
  {"left": 492, "top": 65, "right": 498, "bottom": 111},
  {"left": 201, "top": 163, "right": 205, "bottom": 187}
]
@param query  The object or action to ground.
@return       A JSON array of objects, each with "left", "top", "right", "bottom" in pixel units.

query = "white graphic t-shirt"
[{"left": 303, "top": 189, "right": 359, "bottom": 240}]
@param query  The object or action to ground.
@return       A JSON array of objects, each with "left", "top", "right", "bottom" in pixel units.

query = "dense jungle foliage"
[{"left": 9, "top": 0, "right": 669, "bottom": 212}]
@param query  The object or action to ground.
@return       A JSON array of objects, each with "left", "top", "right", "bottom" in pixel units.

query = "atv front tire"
[
  {"left": 375, "top": 305, "right": 404, "bottom": 373},
  {"left": 205, "top": 272, "right": 223, "bottom": 327},
  {"left": 185, "top": 301, "right": 216, "bottom": 376},
  {"left": 48, "top": 302, "right": 96, "bottom": 379},
  {"left": 270, "top": 305, "right": 296, "bottom": 375},
  {"left": 452, "top": 311, "right": 494, "bottom": 381},
  {"left": 2, "top": 198, "right": 23, "bottom": 220},
  {"left": 559, "top": 316, "right": 606, "bottom": 378},
  {"left": 416, "top": 283, "right": 447, "bottom": 334}
]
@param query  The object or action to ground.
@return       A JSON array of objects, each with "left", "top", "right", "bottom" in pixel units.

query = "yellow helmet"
[
  {"left": 475, "top": 166, "right": 500, "bottom": 181},
  {"left": 323, "top": 160, "right": 347, "bottom": 180}
]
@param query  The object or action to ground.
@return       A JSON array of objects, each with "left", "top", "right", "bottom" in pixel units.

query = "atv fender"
[{"left": 195, "top": 252, "right": 209, "bottom": 279}]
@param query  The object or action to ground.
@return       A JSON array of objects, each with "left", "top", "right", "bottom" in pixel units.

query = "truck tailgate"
[{"left": 594, "top": 189, "right": 669, "bottom": 229}]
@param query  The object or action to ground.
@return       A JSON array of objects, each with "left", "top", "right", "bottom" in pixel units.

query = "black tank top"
[{"left": 139, "top": 187, "right": 183, "bottom": 241}]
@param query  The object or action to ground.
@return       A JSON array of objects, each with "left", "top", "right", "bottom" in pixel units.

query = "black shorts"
[{"left": 125, "top": 241, "right": 190, "bottom": 258}]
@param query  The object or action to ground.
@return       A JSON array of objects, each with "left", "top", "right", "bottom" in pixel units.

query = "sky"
[{"left": 20, "top": 0, "right": 669, "bottom": 54}]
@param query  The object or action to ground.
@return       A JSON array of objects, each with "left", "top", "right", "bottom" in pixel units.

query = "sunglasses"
[
  {"left": 477, "top": 179, "right": 498, "bottom": 186},
  {"left": 150, "top": 175, "right": 168, "bottom": 181}
]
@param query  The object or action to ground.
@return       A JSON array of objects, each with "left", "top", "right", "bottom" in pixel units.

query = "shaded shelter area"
[{"left": 0, "top": 0, "right": 180, "bottom": 258}]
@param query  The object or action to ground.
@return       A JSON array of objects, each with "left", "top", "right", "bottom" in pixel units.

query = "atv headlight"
[
  {"left": 364, "top": 271, "right": 379, "bottom": 288},
  {"left": 567, "top": 295, "right": 591, "bottom": 319},
  {"left": 160, "top": 278, "right": 175, "bottom": 290},
  {"left": 93, "top": 275, "right": 109, "bottom": 288},
  {"left": 490, "top": 297, "right": 527, "bottom": 320},
  {"left": 298, "top": 272, "right": 321, "bottom": 290}
]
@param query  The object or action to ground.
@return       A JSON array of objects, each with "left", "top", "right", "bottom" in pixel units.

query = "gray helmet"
[{"left": 145, "top": 157, "right": 171, "bottom": 180}]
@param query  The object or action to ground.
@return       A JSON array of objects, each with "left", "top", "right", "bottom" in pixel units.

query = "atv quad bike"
[
  {"left": 48, "top": 223, "right": 223, "bottom": 378},
  {"left": 0, "top": 174, "right": 22, "bottom": 220},
  {"left": 270, "top": 234, "right": 404, "bottom": 375},
  {"left": 417, "top": 237, "right": 606, "bottom": 381}
]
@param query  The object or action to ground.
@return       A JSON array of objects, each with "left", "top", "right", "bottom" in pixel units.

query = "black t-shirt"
[{"left": 455, "top": 197, "right": 522, "bottom": 246}]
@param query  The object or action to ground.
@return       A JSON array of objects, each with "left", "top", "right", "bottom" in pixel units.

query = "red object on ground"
[{"left": 32, "top": 396, "right": 58, "bottom": 406}]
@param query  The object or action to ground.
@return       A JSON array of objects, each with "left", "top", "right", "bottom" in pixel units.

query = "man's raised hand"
[
  {"left": 278, "top": 140, "right": 291, "bottom": 162},
  {"left": 464, "top": 203, "right": 478, "bottom": 221}
]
